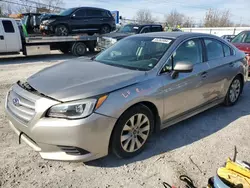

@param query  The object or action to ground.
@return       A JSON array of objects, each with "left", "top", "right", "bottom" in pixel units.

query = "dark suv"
[
  {"left": 40, "top": 7, "right": 116, "bottom": 36},
  {"left": 97, "top": 24, "right": 163, "bottom": 50}
]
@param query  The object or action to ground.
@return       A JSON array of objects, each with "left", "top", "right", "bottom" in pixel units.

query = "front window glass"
[
  {"left": 174, "top": 39, "right": 202, "bottom": 65},
  {"left": 95, "top": 37, "right": 173, "bottom": 71}
]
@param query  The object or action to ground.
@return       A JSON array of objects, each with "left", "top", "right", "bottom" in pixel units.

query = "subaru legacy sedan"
[{"left": 5, "top": 32, "right": 248, "bottom": 162}]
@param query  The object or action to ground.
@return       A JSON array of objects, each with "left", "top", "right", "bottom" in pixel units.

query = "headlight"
[
  {"left": 47, "top": 95, "right": 108, "bottom": 119},
  {"left": 42, "top": 19, "right": 55, "bottom": 25},
  {"left": 110, "top": 38, "right": 117, "bottom": 44}
]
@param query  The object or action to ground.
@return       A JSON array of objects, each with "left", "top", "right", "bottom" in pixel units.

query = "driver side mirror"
[
  {"left": 171, "top": 61, "right": 193, "bottom": 79},
  {"left": 71, "top": 14, "right": 76, "bottom": 18}
]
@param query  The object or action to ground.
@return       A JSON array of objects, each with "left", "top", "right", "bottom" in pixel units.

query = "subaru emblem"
[{"left": 13, "top": 98, "right": 20, "bottom": 106}]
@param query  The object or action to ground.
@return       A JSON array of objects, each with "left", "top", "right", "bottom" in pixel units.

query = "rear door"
[
  {"left": 203, "top": 38, "right": 235, "bottom": 100},
  {"left": 1, "top": 20, "right": 20, "bottom": 52},
  {"left": 0, "top": 21, "right": 7, "bottom": 53},
  {"left": 85, "top": 9, "right": 104, "bottom": 31}
]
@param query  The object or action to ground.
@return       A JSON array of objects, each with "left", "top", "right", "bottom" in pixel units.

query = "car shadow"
[
  {"left": 86, "top": 81, "right": 250, "bottom": 167},
  {"left": 0, "top": 51, "right": 97, "bottom": 65}
]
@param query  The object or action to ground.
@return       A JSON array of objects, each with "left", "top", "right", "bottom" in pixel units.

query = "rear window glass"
[
  {"left": 2, "top": 20, "right": 14, "bottom": 33},
  {"left": 223, "top": 44, "right": 231, "bottom": 57},
  {"left": 205, "top": 39, "right": 224, "bottom": 60},
  {"left": 151, "top": 27, "right": 162, "bottom": 32}
]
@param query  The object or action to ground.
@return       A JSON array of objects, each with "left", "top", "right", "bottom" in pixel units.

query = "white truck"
[{"left": 0, "top": 18, "right": 98, "bottom": 56}]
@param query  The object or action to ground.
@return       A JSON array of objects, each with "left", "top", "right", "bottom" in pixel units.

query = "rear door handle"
[
  {"left": 0, "top": 35, "right": 4, "bottom": 40},
  {"left": 100, "top": 18, "right": 104, "bottom": 21},
  {"left": 201, "top": 71, "right": 207, "bottom": 78}
]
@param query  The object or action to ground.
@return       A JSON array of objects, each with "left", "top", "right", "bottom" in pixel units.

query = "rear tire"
[
  {"left": 71, "top": 42, "right": 87, "bottom": 56},
  {"left": 111, "top": 104, "right": 154, "bottom": 159},
  {"left": 224, "top": 75, "right": 243, "bottom": 106},
  {"left": 55, "top": 25, "right": 69, "bottom": 36}
]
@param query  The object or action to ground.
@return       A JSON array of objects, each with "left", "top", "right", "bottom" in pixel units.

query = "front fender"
[{"left": 95, "top": 78, "right": 164, "bottom": 120}]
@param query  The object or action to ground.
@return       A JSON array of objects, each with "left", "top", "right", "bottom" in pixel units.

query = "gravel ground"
[{"left": 0, "top": 52, "right": 250, "bottom": 188}]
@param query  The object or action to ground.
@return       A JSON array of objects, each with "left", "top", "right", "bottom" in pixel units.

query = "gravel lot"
[{"left": 0, "top": 52, "right": 250, "bottom": 188}]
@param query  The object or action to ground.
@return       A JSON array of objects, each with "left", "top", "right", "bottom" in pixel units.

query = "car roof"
[
  {"left": 72, "top": 7, "right": 110, "bottom": 11},
  {"left": 129, "top": 32, "right": 218, "bottom": 39}
]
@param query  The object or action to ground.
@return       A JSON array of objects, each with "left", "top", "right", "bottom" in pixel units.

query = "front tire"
[
  {"left": 224, "top": 75, "right": 243, "bottom": 106},
  {"left": 100, "top": 25, "right": 111, "bottom": 34},
  {"left": 55, "top": 25, "right": 69, "bottom": 36},
  {"left": 111, "top": 104, "right": 154, "bottom": 158}
]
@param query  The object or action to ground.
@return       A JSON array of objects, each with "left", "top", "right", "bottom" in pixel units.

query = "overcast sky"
[{"left": 64, "top": 0, "right": 250, "bottom": 24}]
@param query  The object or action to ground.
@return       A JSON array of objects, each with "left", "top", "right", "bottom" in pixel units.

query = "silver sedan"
[{"left": 5, "top": 32, "right": 248, "bottom": 162}]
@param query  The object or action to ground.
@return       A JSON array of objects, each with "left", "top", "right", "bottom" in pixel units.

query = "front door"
[
  {"left": 161, "top": 38, "right": 210, "bottom": 122},
  {"left": 0, "top": 21, "right": 6, "bottom": 53},
  {"left": 1, "top": 20, "right": 19, "bottom": 52},
  {"left": 70, "top": 9, "right": 87, "bottom": 32},
  {"left": 84, "top": 9, "right": 103, "bottom": 32}
]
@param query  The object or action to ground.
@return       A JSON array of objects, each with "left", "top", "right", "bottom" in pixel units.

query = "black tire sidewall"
[
  {"left": 100, "top": 25, "right": 111, "bottom": 34},
  {"left": 112, "top": 104, "right": 154, "bottom": 158},
  {"left": 224, "top": 76, "right": 242, "bottom": 106},
  {"left": 55, "top": 25, "right": 68, "bottom": 36},
  {"left": 73, "top": 42, "right": 87, "bottom": 56}
]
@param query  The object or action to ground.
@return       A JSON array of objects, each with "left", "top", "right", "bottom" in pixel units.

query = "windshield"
[
  {"left": 21, "top": 15, "right": 28, "bottom": 26},
  {"left": 118, "top": 25, "right": 138, "bottom": 33},
  {"left": 232, "top": 32, "right": 250, "bottom": 43},
  {"left": 59, "top": 8, "right": 75, "bottom": 16},
  {"left": 95, "top": 37, "right": 173, "bottom": 71}
]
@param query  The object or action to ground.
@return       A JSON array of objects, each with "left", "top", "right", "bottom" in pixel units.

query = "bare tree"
[
  {"left": 12, "top": 0, "right": 64, "bottom": 14},
  {"left": 204, "top": 9, "right": 233, "bottom": 27},
  {"left": 0, "top": 2, "right": 16, "bottom": 16},
  {"left": 165, "top": 10, "right": 184, "bottom": 28},
  {"left": 182, "top": 17, "right": 195, "bottom": 27},
  {"left": 135, "top": 9, "right": 154, "bottom": 24}
]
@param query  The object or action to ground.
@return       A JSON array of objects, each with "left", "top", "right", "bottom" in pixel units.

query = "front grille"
[
  {"left": 7, "top": 90, "right": 35, "bottom": 124},
  {"left": 58, "top": 146, "right": 90, "bottom": 156}
]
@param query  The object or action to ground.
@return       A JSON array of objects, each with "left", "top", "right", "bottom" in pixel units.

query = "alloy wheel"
[
  {"left": 120, "top": 113, "right": 150, "bottom": 152},
  {"left": 229, "top": 79, "right": 241, "bottom": 103}
]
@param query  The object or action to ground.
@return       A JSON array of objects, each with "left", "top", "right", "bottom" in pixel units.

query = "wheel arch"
[
  {"left": 54, "top": 23, "right": 71, "bottom": 32},
  {"left": 108, "top": 101, "right": 161, "bottom": 154}
]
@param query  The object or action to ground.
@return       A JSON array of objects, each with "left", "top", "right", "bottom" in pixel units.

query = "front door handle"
[
  {"left": 0, "top": 35, "right": 4, "bottom": 40},
  {"left": 201, "top": 71, "right": 207, "bottom": 78}
]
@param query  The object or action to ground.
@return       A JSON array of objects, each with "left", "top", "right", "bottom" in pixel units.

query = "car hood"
[
  {"left": 233, "top": 43, "right": 250, "bottom": 53},
  {"left": 102, "top": 32, "right": 134, "bottom": 40},
  {"left": 27, "top": 58, "right": 146, "bottom": 102}
]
